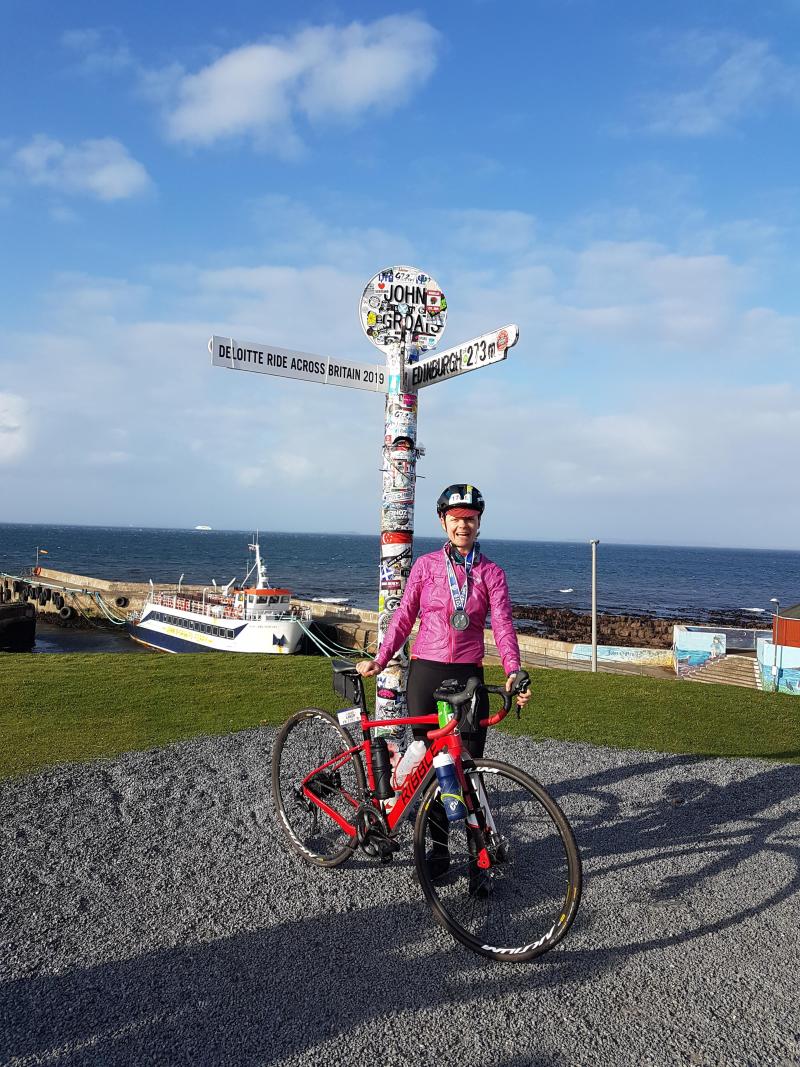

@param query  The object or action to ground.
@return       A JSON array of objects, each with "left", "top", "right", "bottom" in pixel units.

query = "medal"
[{"left": 444, "top": 544, "right": 476, "bottom": 632}]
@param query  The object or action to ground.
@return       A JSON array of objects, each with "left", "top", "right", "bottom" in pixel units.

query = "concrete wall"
[
  {"left": 9, "top": 568, "right": 206, "bottom": 619},
  {"left": 673, "top": 626, "right": 726, "bottom": 676},
  {"left": 570, "top": 644, "right": 673, "bottom": 667},
  {"left": 757, "top": 637, "right": 800, "bottom": 695}
]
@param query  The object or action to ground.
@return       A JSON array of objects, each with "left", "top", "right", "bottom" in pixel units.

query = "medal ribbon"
[{"left": 444, "top": 543, "right": 475, "bottom": 615}]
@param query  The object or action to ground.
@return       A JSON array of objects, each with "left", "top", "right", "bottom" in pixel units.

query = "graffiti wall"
[
  {"left": 756, "top": 637, "right": 800, "bottom": 695},
  {"left": 569, "top": 644, "right": 673, "bottom": 667},
  {"left": 673, "top": 627, "right": 726, "bottom": 676}
]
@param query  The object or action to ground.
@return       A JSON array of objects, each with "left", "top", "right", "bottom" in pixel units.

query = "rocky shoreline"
[{"left": 512, "top": 604, "right": 772, "bottom": 649}]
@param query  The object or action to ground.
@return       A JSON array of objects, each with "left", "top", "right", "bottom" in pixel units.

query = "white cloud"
[
  {"left": 447, "top": 209, "right": 540, "bottom": 260},
  {"left": 249, "top": 195, "right": 416, "bottom": 271},
  {"left": 639, "top": 33, "right": 800, "bottom": 136},
  {"left": 216, "top": 201, "right": 800, "bottom": 363},
  {"left": 0, "top": 393, "right": 31, "bottom": 464},
  {"left": 46, "top": 272, "right": 150, "bottom": 319},
  {"left": 14, "top": 136, "right": 151, "bottom": 201},
  {"left": 485, "top": 237, "right": 800, "bottom": 358},
  {"left": 61, "top": 27, "right": 134, "bottom": 75},
  {"left": 86, "top": 450, "right": 131, "bottom": 465},
  {"left": 4, "top": 203, "right": 800, "bottom": 541},
  {"left": 419, "top": 380, "right": 800, "bottom": 546},
  {"left": 164, "top": 16, "right": 440, "bottom": 150}
]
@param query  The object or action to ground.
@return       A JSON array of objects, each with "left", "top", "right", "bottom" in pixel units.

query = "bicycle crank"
[{"left": 355, "top": 805, "right": 399, "bottom": 861}]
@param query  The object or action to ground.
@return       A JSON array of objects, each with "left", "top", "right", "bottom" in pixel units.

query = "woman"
[{"left": 357, "top": 483, "right": 530, "bottom": 882}]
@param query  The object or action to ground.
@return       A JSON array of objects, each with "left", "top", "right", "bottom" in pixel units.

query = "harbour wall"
[{"left": 3, "top": 567, "right": 673, "bottom": 674}]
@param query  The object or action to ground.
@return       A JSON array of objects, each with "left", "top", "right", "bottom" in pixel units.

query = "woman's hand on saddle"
[
  {"left": 356, "top": 660, "right": 381, "bottom": 677},
  {"left": 507, "top": 674, "right": 533, "bottom": 708}
]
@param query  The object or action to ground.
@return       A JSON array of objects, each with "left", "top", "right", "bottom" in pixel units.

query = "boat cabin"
[{"left": 234, "top": 588, "right": 292, "bottom": 618}]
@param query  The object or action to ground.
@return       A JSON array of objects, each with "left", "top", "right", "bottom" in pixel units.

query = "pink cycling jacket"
[{"left": 375, "top": 548, "right": 521, "bottom": 676}]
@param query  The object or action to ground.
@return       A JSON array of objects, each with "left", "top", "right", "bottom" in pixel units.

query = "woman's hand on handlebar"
[
  {"left": 506, "top": 670, "right": 531, "bottom": 709},
  {"left": 356, "top": 660, "right": 381, "bottom": 677}
]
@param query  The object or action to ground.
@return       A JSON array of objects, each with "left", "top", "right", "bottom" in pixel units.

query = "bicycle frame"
[{"left": 301, "top": 672, "right": 510, "bottom": 848}]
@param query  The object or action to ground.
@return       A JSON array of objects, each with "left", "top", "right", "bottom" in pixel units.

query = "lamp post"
[
  {"left": 769, "top": 598, "right": 780, "bottom": 692},
  {"left": 590, "top": 539, "right": 600, "bottom": 673}
]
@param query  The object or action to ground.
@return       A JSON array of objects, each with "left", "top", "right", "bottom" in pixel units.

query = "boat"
[
  {"left": 194, "top": 525, "right": 212, "bottom": 531},
  {"left": 126, "top": 539, "right": 308, "bottom": 654}
]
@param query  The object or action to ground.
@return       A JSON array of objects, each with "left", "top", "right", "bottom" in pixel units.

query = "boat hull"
[{"left": 126, "top": 615, "right": 305, "bottom": 654}]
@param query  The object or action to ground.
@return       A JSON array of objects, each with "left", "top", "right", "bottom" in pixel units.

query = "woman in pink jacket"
[{"left": 357, "top": 482, "right": 530, "bottom": 770}]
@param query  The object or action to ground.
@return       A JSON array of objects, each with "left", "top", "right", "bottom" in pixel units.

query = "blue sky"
[{"left": 1, "top": 1, "right": 799, "bottom": 547}]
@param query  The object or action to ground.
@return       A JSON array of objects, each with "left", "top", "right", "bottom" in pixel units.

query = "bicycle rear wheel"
[
  {"left": 271, "top": 708, "right": 365, "bottom": 867},
  {"left": 414, "top": 758, "right": 582, "bottom": 961}
]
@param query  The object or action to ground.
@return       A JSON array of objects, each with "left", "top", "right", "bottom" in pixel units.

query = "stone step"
[{"left": 685, "top": 654, "right": 760, "bottom": 689}]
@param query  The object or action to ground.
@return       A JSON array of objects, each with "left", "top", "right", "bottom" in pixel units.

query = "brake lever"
[{"left": 513, "top": 670, "right": 531, "bottom": 719}]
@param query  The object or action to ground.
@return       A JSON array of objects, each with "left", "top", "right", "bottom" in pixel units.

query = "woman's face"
[{"left": 440, "top": 511, "right": 480, "bottom": 553}]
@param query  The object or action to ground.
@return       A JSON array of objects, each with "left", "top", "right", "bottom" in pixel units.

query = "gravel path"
[{"left": 1, "top": 730, "right": 798, "bottom": 1067}]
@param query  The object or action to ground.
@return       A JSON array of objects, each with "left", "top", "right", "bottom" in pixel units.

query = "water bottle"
[
  {"left": 436, "top": 698, "right": 455, "bottom": 729},
  {"left": 370, "top": 738, "right": 394, "bottom": 799},
  {"left": 433, "top": 752, "right": 467, "bottom": 821},
  {"left": 391, "top": 739, "right": 427, "bottom": 790}
]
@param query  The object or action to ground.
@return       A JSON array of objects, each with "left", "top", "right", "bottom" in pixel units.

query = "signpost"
[
  {"left": 208, "top": 337, "right": 388, "bottom": 392},
  {"left": 211, "top": 265, "right": 519, "bottom": 739},
  {"left": 358, "top": 265, "right": 449, "bottom": 733}
]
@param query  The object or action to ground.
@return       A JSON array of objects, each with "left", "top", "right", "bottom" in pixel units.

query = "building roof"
[{"left": 779, "top": 603, "right": 800, "bottom": 619}]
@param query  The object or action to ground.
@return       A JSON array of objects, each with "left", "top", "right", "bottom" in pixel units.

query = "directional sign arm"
[
  {"left": 209, "top": 335, "right": 388, "bottom": 393},
  {"left": 403, "top": 324, "right": 519, "bottom": 391}
]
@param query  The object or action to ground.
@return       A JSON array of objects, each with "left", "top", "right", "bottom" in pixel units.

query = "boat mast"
[{"left": 251, "top": 532, "right": 269, "bottom": 588}]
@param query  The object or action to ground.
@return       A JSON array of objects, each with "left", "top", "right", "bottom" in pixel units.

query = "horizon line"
[{"left": 0, "top": 520, "right": 798, "bottom": 555}]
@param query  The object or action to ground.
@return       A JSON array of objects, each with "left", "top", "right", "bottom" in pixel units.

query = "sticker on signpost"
[{"left": 359, "top": 265, "right": 447, "bottom": 353}]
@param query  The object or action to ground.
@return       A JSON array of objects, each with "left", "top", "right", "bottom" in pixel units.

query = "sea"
[{"left": 2, "top": 523, "right": 798, "bottom": 620}]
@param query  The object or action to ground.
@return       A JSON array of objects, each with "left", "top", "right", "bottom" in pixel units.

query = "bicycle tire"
[
  {"left": 413, "top": 758, "right": 582, "bottom": 961},
  {"left": 271, "top": 708, "right": 366, "bottom": 868}
]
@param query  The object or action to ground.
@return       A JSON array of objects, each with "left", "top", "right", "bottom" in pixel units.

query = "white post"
[
  {"left": 590, "top": 540, "right": 600, "bottom": 673},
  {"left": 359, "top": 266, "right": 447, "bottom": 740},
  {"left": 374, "top": 337, "right": 417, "bottom": 737}
]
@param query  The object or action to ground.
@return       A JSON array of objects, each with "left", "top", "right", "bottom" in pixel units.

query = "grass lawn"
[{"left": 1, "top": 653, "right": 797, "bottom": 779}]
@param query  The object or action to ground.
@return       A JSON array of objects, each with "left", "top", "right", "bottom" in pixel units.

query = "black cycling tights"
[
  {"left": 406, "top": 657, "right": 488, "bottom": 759},
  {"left": 406, "top": 658, "right": 490, "bottom": 852}
]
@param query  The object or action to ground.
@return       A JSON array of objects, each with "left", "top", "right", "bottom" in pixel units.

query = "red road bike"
[{"left": 271, "top": 660, "right": 582, "bottom": 961}]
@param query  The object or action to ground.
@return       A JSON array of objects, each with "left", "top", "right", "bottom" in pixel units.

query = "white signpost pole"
[
  {"left": 358, "top": 265, "right": 448, "bottom": 740},
  {"left": 210, "top": 273, "right": 518, "bottom": 747}
]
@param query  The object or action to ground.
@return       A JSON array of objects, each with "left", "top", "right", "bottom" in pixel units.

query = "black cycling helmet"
[{"left": 436, "top": 484, "right": 485, "bottom": 516}]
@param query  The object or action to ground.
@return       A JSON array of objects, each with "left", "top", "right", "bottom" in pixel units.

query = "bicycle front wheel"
[
  {"left": 271, "top": 708, "right": 365, "bottom": 868},
  {"left": 414, "top": 758, "right": 582, "bottom": 961}
]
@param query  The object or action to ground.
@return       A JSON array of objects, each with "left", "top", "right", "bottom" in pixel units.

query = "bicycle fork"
[{"left": 462, "top": 768, "right": 499, "bottom": 871}]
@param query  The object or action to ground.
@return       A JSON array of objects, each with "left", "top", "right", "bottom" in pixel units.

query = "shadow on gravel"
[
  {"left": 1, "top": 900, "right": 571, "bottom": 1067},
  {"left": 553, "top": 755, "right": 800, "bottom": 957},
  {"left": 3, "top": 747, "right": 798, "bottom": 1065}
]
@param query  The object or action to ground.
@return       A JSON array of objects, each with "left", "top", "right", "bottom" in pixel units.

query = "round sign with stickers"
[{"left": 360, "top": 265, "right": 447, "bottom": 354}]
